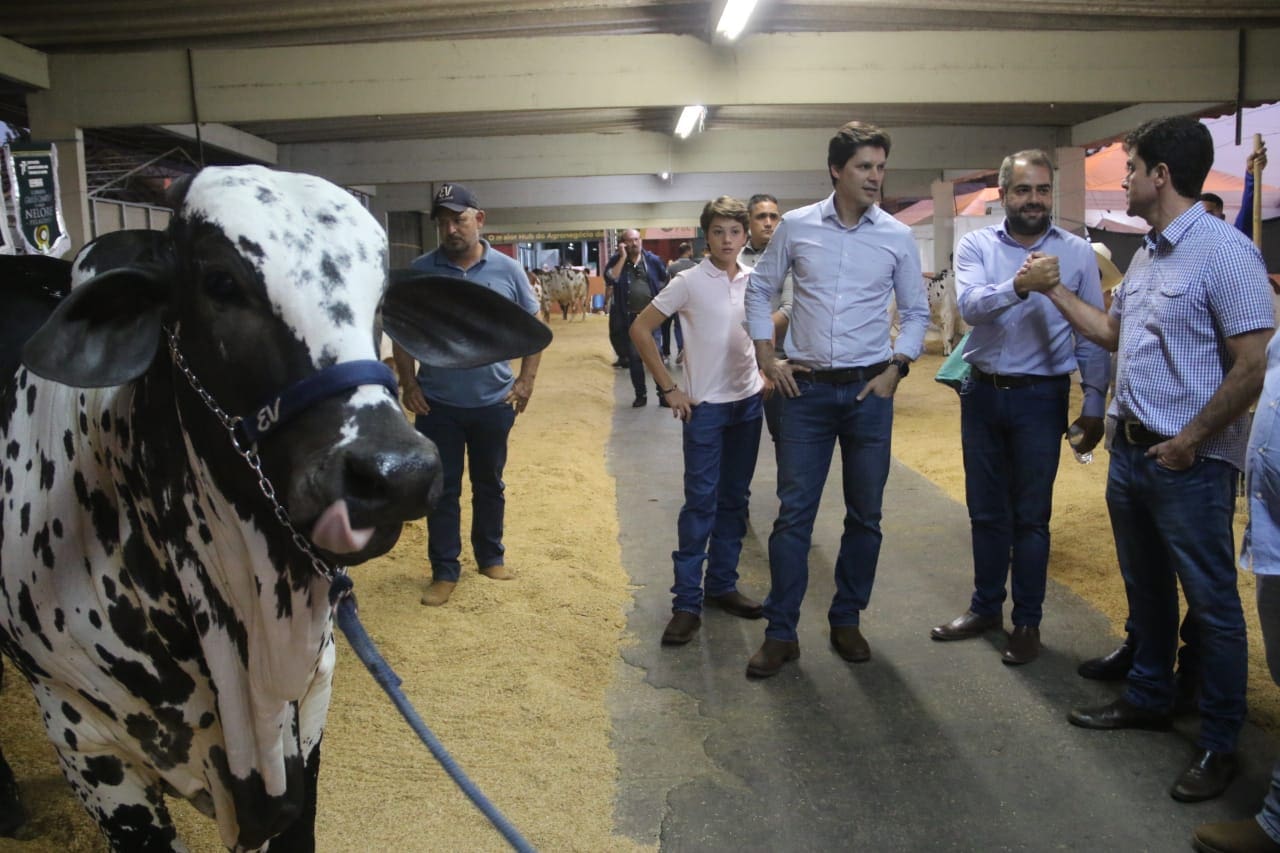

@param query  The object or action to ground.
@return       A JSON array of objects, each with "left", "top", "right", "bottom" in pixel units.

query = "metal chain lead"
[{"left": 166, "top": 328, "right": 344, "bottom": 585}]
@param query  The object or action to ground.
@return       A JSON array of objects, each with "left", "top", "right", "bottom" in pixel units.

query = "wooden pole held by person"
[{"left": 1254, "top": 133, "right": 1264, "bottom": 249}]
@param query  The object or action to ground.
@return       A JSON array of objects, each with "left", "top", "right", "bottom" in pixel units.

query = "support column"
[
  {"left": 1055, "top": 146, "right": 1088, "bottom": 238},
  {"left": 931, "top": 178, "right": 955, "bottom": 273}
]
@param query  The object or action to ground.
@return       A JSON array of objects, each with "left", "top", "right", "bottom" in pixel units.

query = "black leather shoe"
[
  {"left": 1192, "top": 817, "right": 1280, "bottom": 852},
  {"left": 830, "top": 625, "right": 871, "bottom": 663},
  {"left": 631, "top": 396, "right": 647, "bottom": 408},
  {"left": 705, "top": 590, "right": 763, "bottom": 619},
  {"left": 931, "top": 610, "right": 1002, "bottom": 641},
  {"left": 1002, "top": 625, "right": 1041, "bottom": 665},
  {"left": 1068, "top": 697, "right": 1173, "bottom": 731},
  {"left": 1077, "top": 639, "right": 1134, "bottom": 680},
  {"left": 746, "top": 638, "right": 800, "bottom": 678},
  {"left": 1172, "top": 749, "right": 1237, "bottom": 803},
  {"left": 661, "top": 611, "right": 701, "bottom": 646}
]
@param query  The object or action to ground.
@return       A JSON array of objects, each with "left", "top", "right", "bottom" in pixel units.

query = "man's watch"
[{"left": 891, "top": 357, "right": 910, "bottom": 378}]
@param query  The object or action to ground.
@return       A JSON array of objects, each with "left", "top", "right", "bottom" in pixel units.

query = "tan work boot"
[
  {"left": 480, "top": 565, "right": 515, "bottom": 580},
  {"left": 420, "top": 580, "right": 457, "bottom": 606}
]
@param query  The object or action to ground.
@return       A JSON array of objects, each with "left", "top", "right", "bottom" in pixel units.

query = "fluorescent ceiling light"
[
  {"left": 715, "top": 0, "right": 759, "bottom": 41},
  {"left": 674, "top": 105, "right": 705, "bottom": 139},
  {"left": 659, "top": 172, "right": 671, "bottom": 181}
]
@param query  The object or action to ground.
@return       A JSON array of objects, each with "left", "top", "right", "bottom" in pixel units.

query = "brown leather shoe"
[
  {"left": 830, "top": 625, "right": 870, "bottom": 662},
  {"left": 480, "top": 564, "right": 515, "bottom": 580},
  {"left": 1192, "top": 817, "right": 1280, "bottom": 852},
  {"left": 661, "top": 612, "right": 701, "bottom": 646},
  {"left": 746, "top": 638, "right": 800, "bottom": 678},
  {"left": 705, "top": 590, "right": 764, "bottom": 619},
  {"left": 420, "top": 579, "right": 457, "bottom": 606},
  {"left": 930, "top": 610, "right": 1002, "bottom": 641},
  {"left": 1002, "top": 625, "right": 1041, "bottom": 665},
  {"left": 1172, "top": 749, "right": 1237, "bottom": 803}
]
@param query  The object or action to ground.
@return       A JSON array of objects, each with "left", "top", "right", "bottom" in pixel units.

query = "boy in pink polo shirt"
[{"left": 629, "top": 196, "right": 768, "bottom": 645}]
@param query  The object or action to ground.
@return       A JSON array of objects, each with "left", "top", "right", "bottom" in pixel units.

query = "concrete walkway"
[{"left": 606, "top": 370, "right": 1277, "bottom": 853}]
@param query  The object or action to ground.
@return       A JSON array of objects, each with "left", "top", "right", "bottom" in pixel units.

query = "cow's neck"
[{"left": 113, "top": 361, "right": 337, "bottom": 840}]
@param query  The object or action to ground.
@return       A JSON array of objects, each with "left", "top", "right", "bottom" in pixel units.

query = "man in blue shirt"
[
  {"left": 1023, "top": 116, "right": 1274, "bottom": 803},
  {"left": 740, "top": 193, "right": 794, "bottom": 449},
  {"left": 743, "top": 121, "right": 929, "bottom": 678},
  {"left": 1084, "top": 143, "right": 1270, "bottom": 697},
  {"left": 392, "top": 182, "right": 542, "bottom": 607},
  {"left": 604, "top": 229, "right": 669, "bottom": 407},
  {"left": 1199, "top": 143, "right": 1266, "bottom": 236},
  {"left": 929, "top": 150, "right": 1109, "bottom": 666},
  {"left": 1193, "top": 325, "right": 1280, "bottom": 852}
]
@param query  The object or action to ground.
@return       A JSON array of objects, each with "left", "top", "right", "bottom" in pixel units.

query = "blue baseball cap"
[{"left": 431, "top": 183, "right": 480, "bottom": 217}]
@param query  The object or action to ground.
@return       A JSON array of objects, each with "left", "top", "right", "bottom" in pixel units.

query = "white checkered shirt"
[{"left": 1110, "top": 203, "right": 1274, "bottom": 470}]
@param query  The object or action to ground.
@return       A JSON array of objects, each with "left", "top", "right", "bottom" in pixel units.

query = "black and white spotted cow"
[{"left": 0, "top": 165, "right": 549, "bottom": 851}]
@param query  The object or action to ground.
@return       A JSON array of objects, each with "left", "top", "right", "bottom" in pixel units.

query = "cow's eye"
[{"left": 203, "top": 270, "right": 239, "bottom": 301}]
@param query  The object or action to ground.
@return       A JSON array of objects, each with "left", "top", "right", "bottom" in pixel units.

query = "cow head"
[{"left": 22, "top": 166, "right": 549, "bottom": 567}]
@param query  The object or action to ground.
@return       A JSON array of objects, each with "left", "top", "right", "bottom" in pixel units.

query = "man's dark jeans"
[
  {"left": 761, "top": 377, "right": 893, "bottom": 642},
  {"left": 1108, "top": 433, "right": 1245, "bottom": 753},
  {"left": 415, "top": 400, "right": 515, "bottom": 582},
  {"left": 959, "top": 375, "right": 1068, "bottom": 627}
]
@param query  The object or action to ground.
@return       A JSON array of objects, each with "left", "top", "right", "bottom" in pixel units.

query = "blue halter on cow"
[{"left": 0, "top": 165, "right": 550, "bottom": 851}]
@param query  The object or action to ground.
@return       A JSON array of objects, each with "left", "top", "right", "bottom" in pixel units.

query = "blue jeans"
[
  {"left": 661, "top": 314, "right": 684, "bottom": 358},
  {"left": 671, "top": 394, "right": 764, "bottom": 614},
  {"left": 762, "top": 378, "right": 894, "bottom": 642},
  {"left": 415, "top": 400, "right": 516, "bottom": 582},
  {"left": 1107, "top": 432, "right": 1246, "bottom": 752},
  {"left": 1255, "top": 575, "right": 1280, "bottom": 842},
  {"left": 960, "top": 376, "right": 1068, "bottom": 627}
]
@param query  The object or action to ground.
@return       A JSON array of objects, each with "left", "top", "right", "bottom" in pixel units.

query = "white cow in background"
[{"left": 890, "top": 269, "right": 966, "bottom": 356}]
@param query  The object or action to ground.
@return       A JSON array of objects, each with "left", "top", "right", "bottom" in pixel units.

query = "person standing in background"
[
  {"left": 393, "top": 182, "right": 543, "bottom": 607},
  {"left": 604, "top": 229, "right": 669, "bottom": 407}
]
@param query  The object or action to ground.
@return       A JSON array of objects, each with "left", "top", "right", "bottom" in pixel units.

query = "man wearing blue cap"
[{"left": 392, "top": 182, "right": 542, "bottom": 606}]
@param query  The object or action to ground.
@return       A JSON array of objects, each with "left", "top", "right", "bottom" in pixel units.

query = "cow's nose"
[{"left": 343, "top": 444, "right": 440, "bottom": 524}]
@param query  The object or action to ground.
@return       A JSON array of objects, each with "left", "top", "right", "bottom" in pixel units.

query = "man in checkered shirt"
[{"left": 1021, "top": 115, "right": 1274, "bottom": 804}]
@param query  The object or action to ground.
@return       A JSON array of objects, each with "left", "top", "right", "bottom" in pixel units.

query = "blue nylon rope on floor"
[{"left": 331, "top": 579, "right": 535, "bottom": 853}]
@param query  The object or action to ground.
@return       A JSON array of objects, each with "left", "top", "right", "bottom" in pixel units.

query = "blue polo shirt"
[{"left": 409, "top": 240, "right": 539, "bottom": 408}]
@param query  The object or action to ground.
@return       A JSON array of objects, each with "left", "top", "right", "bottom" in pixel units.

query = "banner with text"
[{"left": 6, "top": 142, "right": 71, "bottom": 257}]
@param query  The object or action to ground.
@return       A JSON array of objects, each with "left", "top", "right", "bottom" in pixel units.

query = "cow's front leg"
[
  {"left": 260, "top": 740, "right": 320, "bottom": 853},
  {"left": 55, "top": 747, "right": 185, "bottom": 852}
]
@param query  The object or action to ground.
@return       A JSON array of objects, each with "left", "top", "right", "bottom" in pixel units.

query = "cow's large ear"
[
  {"left": 22, "top": 264, "right": 170, "bottom": 387},
  {"left": 382, "top": 271, "right": 552, "bottom": 369}
]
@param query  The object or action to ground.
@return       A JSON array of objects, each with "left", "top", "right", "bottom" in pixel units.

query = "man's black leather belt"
[
  {"left": 971, "top": 366, "right": 1066, "bottom": 390},
  {"left": 1118, "top": 419, "right": 1172, "bottom": 446},
  {"left": 809, "top": 362, "right": 891, "bottom": 384}
]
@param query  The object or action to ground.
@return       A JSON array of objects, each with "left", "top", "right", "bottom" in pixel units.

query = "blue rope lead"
[{"left": 330, "top": 576, "right": 535, "bottom": 852}]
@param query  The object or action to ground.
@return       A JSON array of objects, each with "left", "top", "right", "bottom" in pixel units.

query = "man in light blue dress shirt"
[
  {"left": 929, "top": 150, "right": 1109, "bottom": 666},
  {"left": 743, "top": 121, "right": 929, "bottom": 678},
  {"left": 1022, "top": 116, "right": 1273, "bottom": 804}
]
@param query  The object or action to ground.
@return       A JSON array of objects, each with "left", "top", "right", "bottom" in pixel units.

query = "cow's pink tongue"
[{"left": 310, "top": 500, "right": 374, "bottom": 554}]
